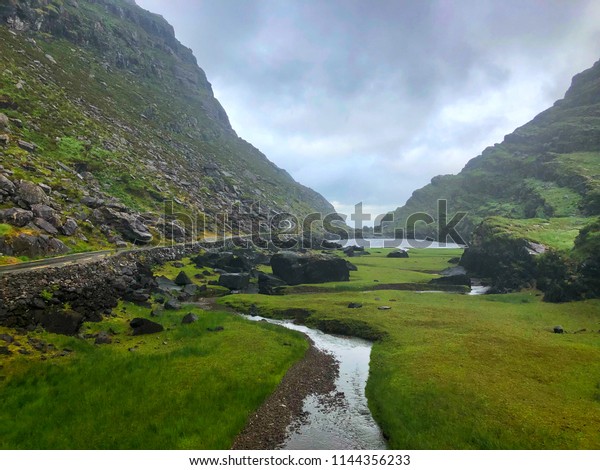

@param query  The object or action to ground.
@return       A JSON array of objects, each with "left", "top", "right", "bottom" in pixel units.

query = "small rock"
[
  {"left": 0, "top": 334, "right": 14, "bottom": 344},
  {"left": 95, "top": 332, "right": 112, "bottom": 344},
  {"left": 45, "top": 54, "right": 57, "bottom": 65},
  {"left": 17, "top": 140, "right": 36, "bottom": 152},
  {"left": 387, "top": 250, "right": 409, "bottom": 258},
  {"left": 378, "top": 306, "right": 391, "bottom": 310},
  {"left": 347, "top": 302, "right": 363, "bottom": 309},
  {"left": 553, "top": 325, "right": 564, "bottom": 334},
  {"left": 130, "top": 318, "right": 164, "bottom": 336},
  {"left": 0, "top": 346, "right": 12, "bottom": 355},
  {"left": 181, "top": 313, "right": 199, "bottom": 324},
  {"left": 174, "top": 270, "right": 193, "bottom": 286},
  {"left": 207, "top": 326, "right": 224, "bottom": 332},
  {"left": 60, "top": 218, "right": 78, "bottom": 236},
  {"left": 0, "top": 113, "right": 9, "bottom": 130},
  {"left": 164, "top": 299, "right": 181, "bottom": 310}
]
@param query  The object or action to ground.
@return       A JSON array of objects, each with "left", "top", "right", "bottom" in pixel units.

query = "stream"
[{"left": 243, "top": 315, "right": 388, "bottom": 450}]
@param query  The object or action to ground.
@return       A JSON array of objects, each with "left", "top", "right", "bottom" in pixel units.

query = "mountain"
[
  {"left": 0, "top": 0, "right": 335, "bottom": 260},
  {"left": 386, "top": 59, "right": 600, "bottom": 243},
  {"left": 383, "top": 59, "right": 600, "bottom": 300}
]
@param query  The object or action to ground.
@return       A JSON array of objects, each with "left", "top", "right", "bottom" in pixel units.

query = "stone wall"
[{"left": 0, "top": 242, "right": 229, "bottom": 333}]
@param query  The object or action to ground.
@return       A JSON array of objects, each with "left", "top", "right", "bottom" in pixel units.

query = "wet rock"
[
  {"left": 0, "top": 207, "right": 33, "bottom": 227},
  {"left": 181, "top": 313, "right": 198, "bottom": 324},
  {"left": 174, "top": 270, "right": 193, "bottom": 286},
  {"left": 60, "top": 218, "right": 78, "bottom": 236},
  {"left": 130, "top": 318, "right": 163, "bottom": 335},
  {"left": 387, "top": 250, "right": 409, "bottom": 258},
  {"left": 218, "top": 273, "right": 250, "bottom": 290},
  {"left": 271, "top": 251, "right": 350, "bottom": 285}
]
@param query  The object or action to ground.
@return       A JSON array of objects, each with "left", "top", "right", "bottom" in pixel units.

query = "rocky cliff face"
[
  {"left": 386, "top": 59, "right": 600, "bottom": 241},
  {"left": 0, "top": 0, "right": 335, "bottom": 259}
]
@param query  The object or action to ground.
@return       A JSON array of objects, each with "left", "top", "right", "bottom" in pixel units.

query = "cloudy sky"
[{"left": 137, "top": 0, "right": 600, "bottom": 221}]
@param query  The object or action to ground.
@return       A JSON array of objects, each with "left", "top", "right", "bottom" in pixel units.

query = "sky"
[{"left": 137, "top": 0, "right": 600, "bottom": 222}]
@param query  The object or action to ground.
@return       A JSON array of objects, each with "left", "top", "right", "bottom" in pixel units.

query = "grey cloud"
[{"left": 137, "top": 0, "right": 600, "bottom": 219}]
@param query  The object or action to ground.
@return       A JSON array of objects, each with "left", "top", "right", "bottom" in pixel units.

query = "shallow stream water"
[{"left": 243, "top": 315, "right": 388, "bottom": 450}]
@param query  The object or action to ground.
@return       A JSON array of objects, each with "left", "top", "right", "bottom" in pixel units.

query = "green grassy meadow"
[
  {"left": 0, "top": 300, "right": 307, "bottom": 449},
  {"left": 220, "top": 248, "right": 600, "bottom": 449}
]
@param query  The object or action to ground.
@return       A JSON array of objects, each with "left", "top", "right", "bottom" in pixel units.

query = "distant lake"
[{"left": 336, "top": 238, "right": 466, "bottom": 249}]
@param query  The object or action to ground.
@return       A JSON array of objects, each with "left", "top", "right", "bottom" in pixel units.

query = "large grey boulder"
[
  {"left": 31, "top": 204, "right": 62, "bottom": 226},
  {"left": 218, "top": 273, "right": 250, "bottom": 290},
  {"left": 11, "top": 234, "right": 70, "bottom": 257},
  {"left": 0, "top": 174, "right": 15, "bottom": 195},
  {"left": 101, "top": 207, "right": 153, "bottom": 243},
  {"left": 33, "top": 217, "right": 59, "bottom": 235},
  {"left": 270, "top": 251, "right": 350, "bottom": 285},
  {"left": 0, "top": 207, "right": 33, "bottom": 227},
  {"left": 16, "top": 181, "right": 49, "bottom": 207}
]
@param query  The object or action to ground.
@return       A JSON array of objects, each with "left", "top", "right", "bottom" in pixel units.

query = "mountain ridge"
[{"left": 0, "top": 0, "right": 335, "bottom": 260}]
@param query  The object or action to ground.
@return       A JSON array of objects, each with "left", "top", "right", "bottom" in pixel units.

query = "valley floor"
[{"left": 0, "top": 248, "right": 599, "bottom": 449}]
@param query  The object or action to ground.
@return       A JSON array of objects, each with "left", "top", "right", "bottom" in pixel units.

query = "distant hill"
[
  {"left": 0, "top": 0, "right": 335, "bottom": 260},
  {"left": 386, "top": 59, "right": 600, "bottom": 244}
]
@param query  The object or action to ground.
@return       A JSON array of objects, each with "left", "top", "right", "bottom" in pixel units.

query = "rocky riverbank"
[{"left": 232, "top": 337, "right": 339, "bottom": 450}]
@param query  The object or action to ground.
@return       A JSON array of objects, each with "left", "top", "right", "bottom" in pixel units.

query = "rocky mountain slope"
[
  {"left": 386, "top": 59, "right": 600, "bottom": 242},
  {"left": 384, "top": 58, "right": 600, "bottom": 300},
  {"left": 0, "top": 0, "right": 335, "bottom": 261}
]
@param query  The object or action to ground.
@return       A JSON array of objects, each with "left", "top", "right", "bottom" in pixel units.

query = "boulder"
[
  {"left": 322, "top": 240, "right": 343, "bottom": 249},
  {"left": 101, "top": 207, "right": 152, "bottom": 243},
  {"left": 387, "top": 250, "right": 409, "bottom": 258},
  {"left": 60, "top": 218, "right": 78, "bottom": 236},
  {"left": 39, "top": 310, "right": 83, "bottom": 335},
  {"left": 164, "top": 299, "right": 181, "bottom": 310},
  {"left": 258, "top": 272, "right": 287, "bottom": 295},
  {"left": 31, "top": 204, "right": 62, "bottom": 226},
  {"left": 174, "top": 270, "right": 193, "bottom": 286},
  {"left": 343, "top": 245, "right": 369, "bottom": 257},
  {"left": 0, "top": 207, "right": 33, "bottom": 227},
  {"left": 130, "top": 318, "right": 164, "bottom": 335},
  {"left": 16, "top": 181, "right": 48, "bottom": 207},
  {"left": 0, "top": 112, "right": 9, "bottom": 130},
  {"left": 33, "top": 217, "right": 58, "bottom": 235},
  {"left": 181, "top": 313, "right": 199, "bottom": 324},
  {"left": 346, "top": 261, "right": 358, "bottom": 271},
  {"left": 218, "top": 273, "right": 250, "bottom": 290},
  {"left": 163, "top": 221, "right": 186, "bottom": 242},
  {"left": 81, "top": 196, "right": 105, "bottom": 208},
  {"left": 0, "top": 174, "right": 15, "bottom": 195},
  {"left": 271, "top": 251, "right": 350, "bottom": 285},
  {"left": 10, "top": 234, "right": 70, "bottom": 258}
]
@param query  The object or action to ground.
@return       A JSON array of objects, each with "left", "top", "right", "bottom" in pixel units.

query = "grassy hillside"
[
  {"left": 386, "top": 60, "right": 600, "bottom": 244},
  {"left": 0, "top": 0, "right": 334, "bottom": 261}
]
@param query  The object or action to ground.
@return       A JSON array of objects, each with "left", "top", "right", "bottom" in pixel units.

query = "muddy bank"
[{"left": 232, "top": 338, "right": 338, "bottom": 450}]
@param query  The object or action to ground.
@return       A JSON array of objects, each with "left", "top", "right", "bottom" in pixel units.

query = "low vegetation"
[{"left": 221, "top": 248, "right": 600, "bottom": 449}]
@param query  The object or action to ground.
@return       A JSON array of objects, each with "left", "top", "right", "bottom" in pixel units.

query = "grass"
[
  {"left": 220, "top": 248, "right": 600, "bottom": 449},
  {"left": 0, "top": 301, "right": 307, "bottom": 449}
]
